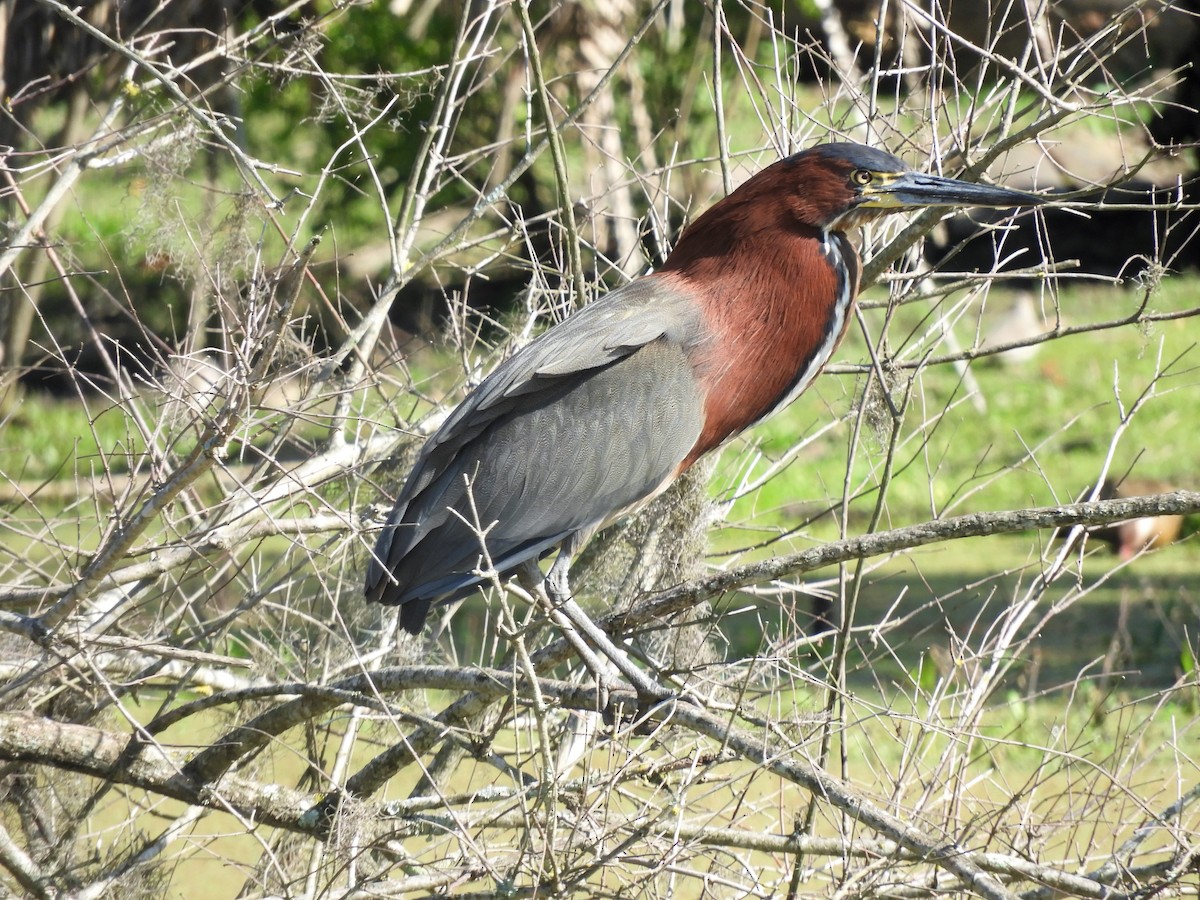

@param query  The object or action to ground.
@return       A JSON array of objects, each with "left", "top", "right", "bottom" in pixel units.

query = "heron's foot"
[
  {"left": 544, "top": 557, "right": 573, "bottom": 609},
  {"left": 536, "top": 555, "right": 690, "bottom": 723},
  {"left": 574, "top": 658, "right": 669, "bottom": 725}
]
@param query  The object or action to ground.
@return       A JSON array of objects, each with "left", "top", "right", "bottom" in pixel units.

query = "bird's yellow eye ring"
[{"left": 851, "top": 169, "right": 873, "bottom": 186}]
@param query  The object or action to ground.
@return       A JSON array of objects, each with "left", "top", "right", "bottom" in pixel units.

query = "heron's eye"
[{"left": 851, "top": 169, "right": 873, "bottom": 186}]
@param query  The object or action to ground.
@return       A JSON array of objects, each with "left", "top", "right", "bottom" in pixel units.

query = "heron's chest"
[{"left": 686, "top": 232, "right": 859, "bottom": 460}]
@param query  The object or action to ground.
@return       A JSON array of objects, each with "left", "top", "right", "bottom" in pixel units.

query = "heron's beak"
[{"left": 865, "top": 171, "right": 1043, "bottom": 209}]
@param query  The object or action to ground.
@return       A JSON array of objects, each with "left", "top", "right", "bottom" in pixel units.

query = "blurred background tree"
[{"left": 0, "top": 0, "right": 1198, "bottom": 896}]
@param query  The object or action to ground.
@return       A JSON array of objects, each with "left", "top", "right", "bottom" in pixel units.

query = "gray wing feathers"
[
  {"left": 365, "top": 276, "right": 705, "bottom": 627},
  {"left": 390, "top": 278, "right": 691, "bottom": 498},
  {"left": 429, "top": 277, "right": 689, "bottom": 426}
]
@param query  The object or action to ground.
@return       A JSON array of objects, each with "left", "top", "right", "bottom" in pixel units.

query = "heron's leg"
[
  {"left": 517, "top": 560, "right": 617, "bottom": 706},
  {"left": 543, "top": 553, "right": 673, "bottom": 704}
]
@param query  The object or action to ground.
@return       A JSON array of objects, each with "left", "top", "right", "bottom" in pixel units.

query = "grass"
[{"left": 0, "top": 393, "right": 144, "bottom": 484}]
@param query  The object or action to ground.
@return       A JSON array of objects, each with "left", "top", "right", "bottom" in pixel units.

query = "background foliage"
[{"left": 0, "top": 0, "right": 1198, "bottom": 897}]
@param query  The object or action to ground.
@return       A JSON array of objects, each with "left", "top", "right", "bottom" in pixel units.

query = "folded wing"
[{"left": 365, "top": 275, "right": 706, "bottom": 633}]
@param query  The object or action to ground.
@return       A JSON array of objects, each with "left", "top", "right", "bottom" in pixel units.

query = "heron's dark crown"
[{"left": 796, "top": 142, "right": 910, "bottom": 176}]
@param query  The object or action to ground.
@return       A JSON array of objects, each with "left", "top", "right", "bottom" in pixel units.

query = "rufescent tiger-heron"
[{"left": 365, "top": 142, "right": 1043, "bottom": 700}]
